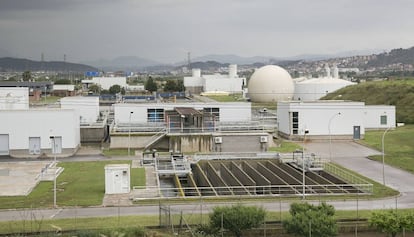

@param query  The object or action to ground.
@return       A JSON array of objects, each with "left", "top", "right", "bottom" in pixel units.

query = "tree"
[
  {"left": 109, "top": 84, "right": 122, "bottom": 94},
  {"left": 176, "top": 79, "right": 185, "bottom": 92},
  {"left": 164, "top": 79, "right": 177, "bottom": 92},
  {"left": 283, "top": 202, "right": 337, "bottom": 237},
  {"left": 54, "top": 79, "right": 71, "bottom": 85},
  {"left": 88, "top": 84, "right": 101, "bottom": 94},
  {"left": 145, "top": 77, "right": 157, "bottom": 92},
  {"left": 22, "top": 71, "right": 31, "bottom": 81},
  {"left": 369, "top": 210, "right": 414, "bottom": 237},
  {"left": 208, "top": 204, "right": 265, "bottom": 237}
]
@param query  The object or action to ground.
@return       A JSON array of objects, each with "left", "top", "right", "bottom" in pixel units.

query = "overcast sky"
[{"left": 1, "top": 0, "right": 414, "bottom": 63}]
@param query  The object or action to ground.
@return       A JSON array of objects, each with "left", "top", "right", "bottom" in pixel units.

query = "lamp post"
[
  {"left": 328, "top": 112, "right": 341, "bottom": 162},
  {"left": 302, "top": 129, "right": 309, "bottom": 200},
  {"left": 50, "top": 136, "right": 57, "bottom": 208},
  {"left": 382, "top": 126, "right": 392, "bottom": 185},
  {"left": 128, "top": 111, "right": 133, "bottom": 156}
]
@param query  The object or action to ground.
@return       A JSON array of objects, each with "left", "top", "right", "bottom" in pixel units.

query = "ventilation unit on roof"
[
  {"left": 214, "top": 137, "right": 222, "bottom": 144},
  {"left": 260, "top": 136, "right": 268, "bottom": 143}
]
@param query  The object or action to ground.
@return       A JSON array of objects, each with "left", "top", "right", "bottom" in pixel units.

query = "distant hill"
[
  {"left": 0, "top": 57, "right": 98, "bottom": 72},
  {"left": 367, "top": 47, "right": 414, "bottom": 67},
  {"left": 192, "top": 54, "right": 275, "bottom": 65},
  {"left": 81, "top": 56, "right": 162, "bottom": 71},
  {"left": 322, "top": 79, "right": 414, "bottom": 124}
]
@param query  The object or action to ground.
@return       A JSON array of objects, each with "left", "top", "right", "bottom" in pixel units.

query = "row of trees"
[
  {"left": 196, "top": 202, "right": 414, "bottom": 237},
  {"left": 144, "top": 77, "right": 184, "bottom": 93}
]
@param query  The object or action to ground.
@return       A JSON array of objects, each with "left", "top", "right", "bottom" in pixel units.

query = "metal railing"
[
  {"left": 323, "top": 163, "right": 373, "bottom": 193},
  {"left": 132, "top": 183, "right": 372, "bottom": 200}
]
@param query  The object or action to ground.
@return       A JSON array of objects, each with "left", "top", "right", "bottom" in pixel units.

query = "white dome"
[{"left": 248, "top": 65, "right": 294, "bottom": 102}]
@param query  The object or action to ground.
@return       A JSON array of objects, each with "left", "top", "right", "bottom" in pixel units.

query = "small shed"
[{"left": 104, "top": 164, "right": 130, "bottom": 194}]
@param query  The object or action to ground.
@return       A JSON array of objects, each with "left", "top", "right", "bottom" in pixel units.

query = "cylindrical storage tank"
[
  {"left": 247, "top": 65, "right": 294, "bottom": 102},
  {"left": 333, "top": 66, "right": 339, "bottom": 79},
  {"left": 294, "top": 77, "right": 356, "bottom": 101},
  {"left": 192, "top": 68, "right": 201, "bottom": 77},
  {"left": 229, "top": 64, "right": 237, "bottom": 78}
]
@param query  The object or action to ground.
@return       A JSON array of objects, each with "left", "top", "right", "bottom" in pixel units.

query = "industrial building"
[
  {"left": 184, "top": 64, "right": 246, "bottom": 95},
  {"left": 60, "top": 96, "right": 100, "bottom": 124},
  {"left": 82, "top": 76, "right": 127, "bottom": 90},
  {"left": 0, "top": 109, "right": 80, "bottom": 157},
  {"left": 276, "top": 100, "right": 396, "bottom": 140},
  {"left": 293, "top": 65, "right": 356, "bottom": 101},
  {"left": 110, "top": 102, "right": 273, "bottom": 153},
  {"left": 0, "top": 87, "right": 29, "bottom": 110},
  {"left": 0, "top": 87, "right": 105, "bottom": 157}
]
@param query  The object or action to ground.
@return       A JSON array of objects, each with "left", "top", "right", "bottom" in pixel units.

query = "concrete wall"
[
  {"left": 0, "top": 109, "right": 80, "bottom": 158},
  {"left": 213, "top": 134, "right": 266, "bottom": 152},
  {"left": 81, "top": 126, "right": 106, "bottom": 143},
  {"left": 60, "top": 96, "right": 100, "bottom": 124},
  {"left": 363, "top": 105, "right": 396, "bottom": 129},
  {"left": 169, "top": 135, "right": 211, "bottom": 153}
]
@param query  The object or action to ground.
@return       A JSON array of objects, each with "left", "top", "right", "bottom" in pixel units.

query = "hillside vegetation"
[{"left": 322, "top": 79, "right": 414, "bottom": 124}]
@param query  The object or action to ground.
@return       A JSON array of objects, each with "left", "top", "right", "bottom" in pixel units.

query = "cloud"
[{"left": 1, "top": 0, "right": 414, "bottom": 63}]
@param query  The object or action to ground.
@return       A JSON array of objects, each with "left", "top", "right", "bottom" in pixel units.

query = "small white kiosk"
[{"left": 104, "top": 164, "right": 130, "bottom": 194}]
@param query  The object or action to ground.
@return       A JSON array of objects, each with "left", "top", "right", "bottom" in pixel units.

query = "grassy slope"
[
  {"left": 359, "top": 125, "right": 414, "bottom": 174},
  {"left": 322, "top": 79, "right": 414, "bottom": 124}
]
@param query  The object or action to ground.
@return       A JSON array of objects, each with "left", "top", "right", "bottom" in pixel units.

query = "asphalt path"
[{"left": 1, "top": 141, "right": 414, "bottom": 222}]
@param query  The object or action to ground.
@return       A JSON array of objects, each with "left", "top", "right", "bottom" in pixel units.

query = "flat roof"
[{"left": 175, "top": 107, "right": 203, "bottom": 116}]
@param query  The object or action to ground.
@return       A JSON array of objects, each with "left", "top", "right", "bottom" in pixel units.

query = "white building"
[
  {"left": 293, "top": 65, "right": 356, "bottom": 101},
  {"left": 105, "top": 164, "right": 130, "bottom": 194},
  {"left": 277, "top": 101, "right": 396, "bottom": 140},
  {"left": 0, "top": 87, "right": 29, "bottom": 110},
  {"left": 0, "top": 109, "right": 80, "bottom": 157},
  {"left": 82, "top": 76, "right": 127, "bottom": 90},
  {"left": 60, "top": 96, "right": 100, "bottom": 124},
  {"left": 113, "top": 102, "right": 251, "bottom": 124},
  {"left": 184, "top": 65, "right": 246, "bottom": 95}
]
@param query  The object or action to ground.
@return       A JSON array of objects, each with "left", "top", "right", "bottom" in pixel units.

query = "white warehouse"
[
  {"left": 184, "top": 65, "right": 246, "bottom": 95},
  {"left": 0, "top": 109, "right": 80, "bottom": 157},
  {"left": 277, "top": 101, "right": 396, "bottom": 140},
  {"left": 82, "top": 76, "right": 127, "bottom": 90}
]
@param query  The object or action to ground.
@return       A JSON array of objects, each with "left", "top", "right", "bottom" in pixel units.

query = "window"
[
  {"left": 380, "top": 115, "right": 387, "bottom": 125},
  {"left": 203, "top": 107, "right": 220, "bottom": 121},
  {"left": 292, "top": 112, "right": 299, "bottom": 135},
  {"left": 147, "top": 108, "right": 164, "bottom": 122}
]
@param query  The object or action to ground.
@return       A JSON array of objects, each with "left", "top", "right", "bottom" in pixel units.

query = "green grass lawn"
[
  {"left": 359, "top": 125, "right": 414, "bottom": 174},
  {"left": 0, "top": 160, "right": 145, "bottom": 209},
  {"left": 205, "top": 94, "right": 243, "bottom": 102},
  {"left": 268, "top": 139, "right": 302, "bottom": 153}
]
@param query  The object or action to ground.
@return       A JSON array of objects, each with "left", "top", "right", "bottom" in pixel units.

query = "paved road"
[{"left": 1, "top": 141, "right": 414, "bottom": 222}]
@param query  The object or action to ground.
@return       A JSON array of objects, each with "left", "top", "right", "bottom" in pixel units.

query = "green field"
[
  {"left": 359, "top": 125, "right": 414, "bottom": 174},
  {"left": 0, "top": 160, "right": 145, "bottom": 209}
]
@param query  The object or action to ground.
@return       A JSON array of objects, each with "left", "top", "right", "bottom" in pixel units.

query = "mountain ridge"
[{"left": 0, "top": 57, "right": 98, "bottom": 72}]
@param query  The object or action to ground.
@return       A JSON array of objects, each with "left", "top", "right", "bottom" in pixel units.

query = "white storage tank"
[
  {"left": 247, "top": 65, "right": 295, "bottom": 102},
  {"left": 228, "top": 64, "right": 237, "bottom": 78},
  {"left": 105, "top": 164, "right": 131, "bottom": 194}
]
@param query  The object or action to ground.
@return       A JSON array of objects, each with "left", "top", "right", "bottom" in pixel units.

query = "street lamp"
[
  {"left": 50, "top": 136, "right": 57, "bottom": 208},
  {"left": 382, "top": 126, "right": 392, "bottom": 185},
  {"left": 328, "top": 112, "right": 341, "bottom": 162},
  {"left": 302, "top": 129, "right": 309, "bottom": 199},
  {"left": 128, "top": 111, "right": 133, "bottom": 156}
]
